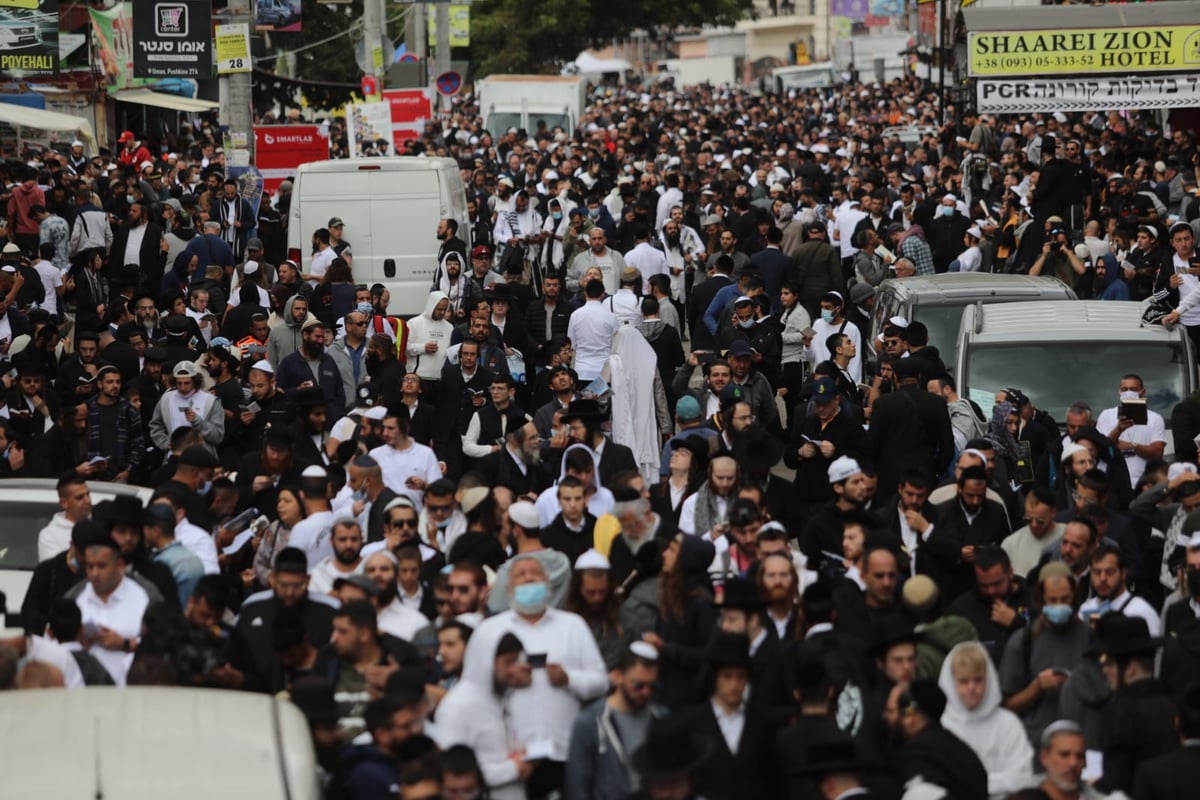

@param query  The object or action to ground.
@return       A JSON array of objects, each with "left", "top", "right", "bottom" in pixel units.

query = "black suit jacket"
[
  {"left": 677, "top": 701, "right": 780, "bottom": 800},
  {"left": 474, "top": 447, "right": 547, "bottom": 498},
  {"left": 367, "top": 487, "right": 399, "bottom": 544},
  {"left": 863, "top": 384, "right": 954, "bottom": 494},
  {"left": 1132, "top": 741, "right": 1200, "bottom": 800},
  {"left": 899, "top": 724, "right": 988, "bottom": 799},
  {"left": 688, "top": 274, "right": 732, "bottom": 350},
  {"left": 924, "top": 497, "right": 1011, "bottom": 600},
  {"left": 596, "top": 440, "right": 638, "bottom": 486},
  {"left": 110, "top": 222, "right": 167, "bottom": 289}
]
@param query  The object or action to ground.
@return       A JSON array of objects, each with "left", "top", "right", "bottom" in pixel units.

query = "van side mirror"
[{"left": 384, "top": 258, "right": 395, "bottom": 278}]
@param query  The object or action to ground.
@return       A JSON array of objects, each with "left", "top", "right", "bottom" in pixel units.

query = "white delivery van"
[
  {"left": 286, "top": 157, "right": 469, "bottom": 316},
  {"left": 0, "top": 687, "right": 321, "bottom": 799}
]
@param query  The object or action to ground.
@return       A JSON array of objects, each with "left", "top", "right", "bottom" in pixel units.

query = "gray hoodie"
[{"left": 266, "top": 294, "right": 312, "bottom": 367}]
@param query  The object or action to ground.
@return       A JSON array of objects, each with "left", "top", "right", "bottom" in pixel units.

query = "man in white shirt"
[
  {"left": 309, "top": 518, "right": 366, "bottom": 594},
  {"left": 459, "top": 555, "right": 608, "bottom": 773},
  {"left": 623, "top": 223, "right": 668, "bottom": 295},
  {"left": 76, "top": 533, "right": 149, "bottom": 686},
  {"left": 567, "top": 279, "right": 619, "bottom": 382},
  {"left": 1078, "top": 543, "right": 1161, "bottom": 635},
  {"left": 30, "top": 242, "right": 64, "bottom": 316},
  {"left": 290, "top": 465, "right": 337, "bottom": 568},
  {"left": 306, "top": 228, "right": 336, "bottom": 286},
  {"left": 1094, "top": 375, "right": 1166, "bottom": 489},
  {"left": 368, "top": 406, "right": 442, "bottom": 509}
]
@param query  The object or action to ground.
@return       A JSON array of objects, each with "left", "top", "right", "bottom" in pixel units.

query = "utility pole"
[
  {"left": 937, "top": 0, "right": 946, "bottom": 124},
  {"left": 435, "top": 2, "right": 450, "bottom": 112},
  {"left": 223, "top": 0, "right": 255, "bottom": 161},
  {"left": 406, "top": 3, "right": 426, "bottom": 60},
  {"left": 362, "top": 0, "right": 384, "bottom": 97}
]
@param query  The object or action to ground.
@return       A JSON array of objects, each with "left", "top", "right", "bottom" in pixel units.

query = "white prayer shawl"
[{"left": 606, "top": 325, "right": 660, "bottom": 485}]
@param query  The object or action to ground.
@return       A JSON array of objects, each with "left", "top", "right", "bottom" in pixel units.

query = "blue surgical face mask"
[
  {"left": 512, "top": 581, "right": 549, "bottom": 614},
  {"left": 126, "top": 195, "right": 134, "bottom": 205},
  {"left": 352, "top": 489, "right": 367, "bottom": 502},
  {"left": 356, "top": 302, "right": 373, "bottom": 316},
  {"left": 588, "top": 208, "right": 600, "bottom": 219},
  {"left": 738, "top": 317, "right": 755, "bottom": 329},
  {"left": 939, "top": 205, "right": 954, "bottom": 217},
  {"left": 199, "top": 480, "right": 212, "bottom": 495},
  {"left": 1042, "top": 604, "right": 1073, "bottom": 626},
  {"left": 552, "top": 211, "right": 562, "bottom": 221},
  {"left": 820, "top": 309, "right": 834, "bottom": 323}
]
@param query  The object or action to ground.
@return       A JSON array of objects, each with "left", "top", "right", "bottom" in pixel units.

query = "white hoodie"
[
  {"left": 405, "top": 290, "right": 454, "bottom": 380},
  {"left": 37, "top": 512, "right": 75, "bottom": 563},
  {"left": 938, "top": 642, "right": 1034, "bottom": 798}
]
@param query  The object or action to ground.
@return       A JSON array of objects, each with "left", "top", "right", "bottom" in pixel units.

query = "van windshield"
[
  {"left": 530, "top": 114, "right": 569, "bottom": 133},
  {"left": 913, "top": 304, "right": 965, "bottom": 361},
  {"left": 963, "top": 341, "right": 1188, "bottom": 427},
  {"left": 0, "top": 500, "right": 59, "bottom": 571},
  {"left": 487, "top": 113, "right": 523, "bottom": 134}
]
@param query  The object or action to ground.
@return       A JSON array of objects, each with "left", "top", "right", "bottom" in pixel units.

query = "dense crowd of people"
[{"left": 2, "top": 74, "right": 1200, "bottom": 800}]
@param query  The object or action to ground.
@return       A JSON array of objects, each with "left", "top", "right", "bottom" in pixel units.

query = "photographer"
[{"left": 1029, "top": 226, "right": 1088, "bottom": 291}]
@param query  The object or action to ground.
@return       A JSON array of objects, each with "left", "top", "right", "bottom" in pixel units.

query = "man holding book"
[{"left": 1095, "top": 374, "right": 1166, "bottom": 489}]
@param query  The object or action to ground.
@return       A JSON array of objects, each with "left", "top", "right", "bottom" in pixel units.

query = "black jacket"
[
  {"left": 1097, "top": 678, "right": 1178, "bottom": 795},
  {"left": 899, "top": 724, "right": 988, "bottom": 799},
  {"left": 1132, "top": 741, "right": 1200, "bottom": 800},
  {"left": 231, "top": 594, "right": 336, "bottom": 693},
  {"left": 676, "top": 700, "right": 781, "bottom": 800},
  {"left": 924, "top": 497, "right": 1011, "bottom": 601},
  {"left": 864, "top": 384, "right": 955, "bottom": 496},
  {"left": 687, "top": 274, "right": 732, "bottom": 351}
]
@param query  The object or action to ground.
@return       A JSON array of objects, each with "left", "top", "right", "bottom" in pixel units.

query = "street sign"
[
  {"left": 215, "top": 23, "right": 251, "bottom": 74},
  {"left": 361, "top": 74, "right": 378, "bottom": 99},
  {"left": 435, "top": 70, "right": 462, "bottom": 96},
  {"left": 254, "top": 125, "right": 329, "bottom": 193},
  {"left": 399, "top": 53, "right": 418, "bottom": 63}
]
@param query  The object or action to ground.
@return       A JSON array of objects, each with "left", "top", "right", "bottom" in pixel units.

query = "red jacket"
[{"left": 7, "top": 182, "right": 45, "bottom": 235}]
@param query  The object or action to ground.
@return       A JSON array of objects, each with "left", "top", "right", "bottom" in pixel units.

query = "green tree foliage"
[
  {"left": 469, "top": 0, "right": 755, "bottom": 76},
  {"left": 254, "top": 0, "right": 406, "bottom": 111}
]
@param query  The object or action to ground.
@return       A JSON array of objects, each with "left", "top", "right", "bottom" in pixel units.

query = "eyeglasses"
[
  {"left": 427, "top": 503, "right": 453, "bottom": 513},
  {"left": 388, "top": 518, "right": 418, "bottom": 528}
]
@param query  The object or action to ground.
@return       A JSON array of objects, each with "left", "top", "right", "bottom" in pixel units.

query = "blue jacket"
[
  {"left": 183, "top": 233, "right": 235, "bottom": 282},
  {"left": 341, "top": 745, "right": 398, "bottom": 800},
  {"left": 703, "top": 282, "right": 743, "bottom": 335}
]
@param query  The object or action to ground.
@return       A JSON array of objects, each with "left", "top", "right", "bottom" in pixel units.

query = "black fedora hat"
[
  {"left": 103, "top": 494, "right": 144, "bottom": 527},
  {"left": 1087, "top": 613, "right": 1163, "bottom": 658},
  {"left": 791, "top": 736, "right": 873, "bottom": 777},
  {"left": 292, "top": 385, "right": 327, "bottom": 411},
  {"left": 631, "top": 715, "right": 713, "bottom": 779},
  {"left": 866, "top": 623, "right": 918, "bottom": 657},
  {"left": 702, "top": 631, "right": 753, "bottom": 668},
  {"left": 562, "top": 398, "right": 605, "bottom": 423},
  {"left": 717, "top": 577, "right": 767, "bottom": 610},
  {"left": 668, "top": 436, "right": 709, "bottom": 469}
]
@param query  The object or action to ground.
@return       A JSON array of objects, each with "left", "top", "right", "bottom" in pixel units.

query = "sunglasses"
[
  {"left": 427, "top": 503, "right": 453, "bottom": 512},
  {"left": 388, "top": 518, "right": 418, "bottom": 528}
]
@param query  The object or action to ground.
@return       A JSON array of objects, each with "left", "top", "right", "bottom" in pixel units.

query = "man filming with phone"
[{"left": 1029, "top": 225, "right": 1087, "bottom": 290}]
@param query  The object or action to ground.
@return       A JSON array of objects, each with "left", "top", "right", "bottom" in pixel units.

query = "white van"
[
  {"left": 0, "top": 687, "right": 321, "bottom": 798},
  {"left": 285, "top": 157, "right": 469, "bottom": 316}
]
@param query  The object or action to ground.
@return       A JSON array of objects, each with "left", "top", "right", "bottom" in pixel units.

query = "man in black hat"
[
  {"left": 864, "top": 356, "right": 954, "bottom": 495},
  {"left": 629, "top": 714, "right": 711, "bottom": 800},
  {"left": 236, "top": 424, "right": 302, "bottom": 515},
  {"left": 717, "top": 576, "right": 789, "bottom": 711},
  {"left": 561, "top": 398, "right": 637, "bottom": 487},
  {"left": 883, "top": 678, "right": 987, "bottom": 798},
  {"left": 288, "top": 385, "right": 332, "bottom": 470},
  {"left": 789, "top": 735, "right": 876, "bottom": 800},
  {"left": 92, "top": 496, "right": 176, "bottom": 608},
  {"left": 677, "top": 632, "right": 779, "bottom": 800},
  {"left": 1090, "top": 614, "right": 1176, "bottom": 794},
  {"left": 130, "top": 345, "right": 168, "bottom": 429}
]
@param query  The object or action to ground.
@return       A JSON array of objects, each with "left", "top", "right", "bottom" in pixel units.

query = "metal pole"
[
  {"left": 435, "top": 2, "right": 450, "bottom": 112},
  {"left": 363, "top": 0, "right": 383, "bottom": 96},
  {"left": 224, "top": 0, "right": 254, "bottom": 161},
  {"left": 937, "top": 0, "right": 946, "bottom": 124}
]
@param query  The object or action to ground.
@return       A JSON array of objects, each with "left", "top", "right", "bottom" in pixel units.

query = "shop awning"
[
  {"left": 112, "top": 89, "right": 219, "bottom": 113},
  {"left": 0, "top": 100, "right": 95, "bottom": 149}
]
